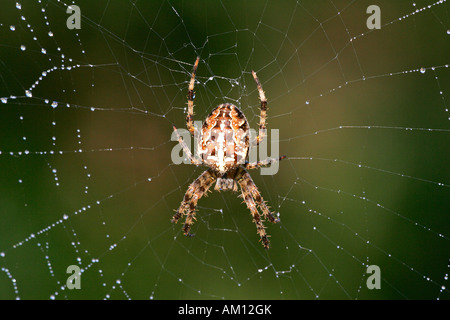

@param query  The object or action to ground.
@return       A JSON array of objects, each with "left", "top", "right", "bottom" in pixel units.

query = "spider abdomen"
[{"left": 200, "top": 103, "right": 249, "bottom": 174}]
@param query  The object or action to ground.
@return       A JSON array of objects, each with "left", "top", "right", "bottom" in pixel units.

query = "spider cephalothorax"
[{"left": 172, "top": 57, "right": 285, "bottom": 249}]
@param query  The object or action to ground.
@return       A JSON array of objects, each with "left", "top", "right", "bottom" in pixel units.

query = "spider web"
[{"left": 0, "top": 0, "right": 448, "bottom": 300}]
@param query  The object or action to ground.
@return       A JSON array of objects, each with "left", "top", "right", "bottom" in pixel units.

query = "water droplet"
[
  {"left": 1, "top": 97, "right": 8, "bottom": 103},
  {"left": 48, "top": 31, "right": 53, "bottom": 37},
  {"left": 41, "top": 48, "right": 46, "bottom": 54},
  {"left": 25, "top": 90, "right": 32, "bottom": 97},
  {"left": 420, "top": 67, "right": 426, "bottom": 74},
  {"left": 63, "top": 214, "right": 68, "bottom": 220},
  {"left": 20, "top": 45, "right": 26, "bottom": 51},
  {"left": 51, "top": 101, "right": 58, "bottom": 108},
  {"left": 10, "top": 25, "right": 16, "bottom": 31},
  {"left": 16, "top": 2, "right": 22, "bottom": 9}
]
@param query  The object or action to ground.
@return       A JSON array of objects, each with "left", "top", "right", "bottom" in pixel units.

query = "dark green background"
[{"left": 0, "top": 0, "right": 448, "bottom": 299}]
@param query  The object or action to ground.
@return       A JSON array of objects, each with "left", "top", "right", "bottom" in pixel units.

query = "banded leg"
[
  {"left": 245, "top": 155, "right": 286, "bottom": 170},
  {"left": 239, "top": 170, "right": 279, "bottom": 224},
  {"left": 182, "top": 192, "right": 204, "bottom": 236},
  {"left": 171, "top": 169, "right": 216, "bottom": 236},
  {"left": 186, "top": 57, "right": 200, "bottom": 136},
  {"left": 252, "top": 70, "right": 268, "bottom": 145},
  {"left": 173, "top": 125, "right": 202, "bottom": 166},
  {"left": 238, "top": 179, "right": 270, "bottom": 248}
]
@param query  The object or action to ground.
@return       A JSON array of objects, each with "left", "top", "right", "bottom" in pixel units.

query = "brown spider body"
[
  {"left": 200, "top": 103, "right": 250, "bottom": 175},
  {"left": 172, "top": 57, "right": 285, "bottom": 249}
]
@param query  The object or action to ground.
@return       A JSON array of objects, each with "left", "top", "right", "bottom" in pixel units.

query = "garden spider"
[{"left": 171, "top": 57, "right": 285, "bottom": 249}]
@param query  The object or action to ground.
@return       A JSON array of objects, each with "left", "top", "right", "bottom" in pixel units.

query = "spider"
[{"left": 171, "top": 57, "right": 285, "bottom": 249}]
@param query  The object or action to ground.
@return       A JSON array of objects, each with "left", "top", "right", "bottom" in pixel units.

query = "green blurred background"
[{"left": 0, "top": 0, "right": 448, "bottom": 299}]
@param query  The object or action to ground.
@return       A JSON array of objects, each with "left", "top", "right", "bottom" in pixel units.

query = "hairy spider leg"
[
  {"left": 245, "top": 155, "right": 286, "bottom": 170},
  {"left": 237, "top": 174, "right": 271, "bottom": 249},
  {"left": 187, "top": 57, "right": 200, "bottom": 136},
  {"left": 234, "top": 167, "right": 278, "bottom": 248},
  {"left": 240, "top": 169, "right": 280, "bottom": 224},
  {"left": 173, "top": 125, "right": 202, "bottom": 166},
  {"left": 252, "top": 70, "right": 268, "bottom": 146},
  {"left": 171, "top": 169, "right": 217, "bottom": 236}
]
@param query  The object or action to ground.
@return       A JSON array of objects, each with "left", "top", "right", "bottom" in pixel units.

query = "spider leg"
[
  {"left": 237, "top": 170, "right": 271, "bottom": 249},
  {"left": 186, "top": 57, "right": 200, "bottom": 136},
  {"left": 173, "top": 125, "right": 202, "bottom": 166},
  {"left": 245, "top": 155, "right": 286, "bottom": 170},
  {"left": 252, "top": 70, "right": 267, "bottom": 146},
  {"left": 171, "top": 169, "right": 216, "bottom": 237},
  {"left": 239, "top": 185, "right": 270, "bottom": 249},
  {"left": 239, "top": 170, "right": 279, "bottom": 224}
]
